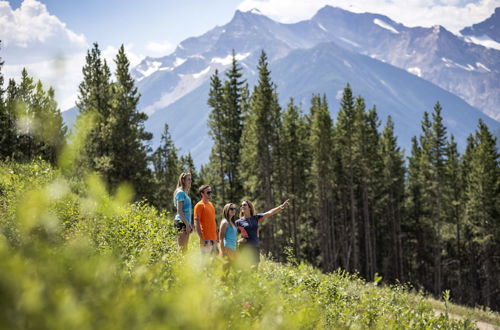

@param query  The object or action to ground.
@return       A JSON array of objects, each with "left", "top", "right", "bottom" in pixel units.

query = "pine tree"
[
  {"left": 15, "top": 68, "right": 36, "bottom": 160},
  {"left": 428, "top": 103, "right": 449, "bottom": 295},
  {"left": 407, "top": 103, "right": 450, "bottom": 295},
  {"left": 0, "top": 48, "right": 16, "bottom": 160},
  {"left": 31, "top": 82, "right": 67, "bottom": 163},
  {"left": 239, "top": 50, "right": 281, "bottom": 253},
  {"left": 276, "top": 98, "right": 312, "bottom": 261},
  {"left": 76, "top": 42, "right": 113, "bottom": 178},
  {"left": 379, "top": 116, "right": 405, "bottom": 281},
  {"left": 309, "top": 94, "right": 336, "bottom": 270},
  {"left": 206, "top": 54, "right": 246, "bottom": 209},
  {"left": 152, "top": 123, "right": 181, "bottom": 211},
  {"left": 240, "top": 51, "right": 281, "bottom": 206},
  {"left": 2, "top": 69, "right": 66, "bottom": 163},
  {"left": 2, "top": 79, "right": 18, "bottom": 159},
  {"left": 222, "top": 51, "right": 245, "bottom": 204},
  {"left": 463, "top": 120, "right": 500, "bottom": 309},
  {"left": 441, "top": 135, "right": 464, "bottom": 299},
  {"left": 358, "top": 103, "right": 382, "bottom": 280},
  {"left": 207, "top": 69, "right": 226, "bottom": 207},
  {"left": 335, "top": 84, "right": 361, "bottom": 272},
  {"left": 109, "top": 44, "right": 152, "bottom": 198}
]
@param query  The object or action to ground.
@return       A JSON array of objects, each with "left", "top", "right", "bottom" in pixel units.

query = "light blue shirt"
[
  {"left": 223, "top": 221, "right": 237, "bottom": 250},
  {"left": 174, "top": 190, "right": 192, "bottom": 224}
]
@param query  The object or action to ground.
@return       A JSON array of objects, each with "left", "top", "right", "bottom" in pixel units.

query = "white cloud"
[
  {"left": 0, "top": 0, "right": 87, "bottom": 64},
  {"left": 0, "top": 0, "right": 90, "bottom": 110},
  {"left": 146, "top": 41, "right": 175, "bottom": 56},
  {"left": 102, "top": 43, "right": 145, "bottom": 69},
  {"left": 237, "top": 0, "right": 500, "bottom": 34},
  {"left": 0, "top": 0, "right": 144, "bottom": 111}
]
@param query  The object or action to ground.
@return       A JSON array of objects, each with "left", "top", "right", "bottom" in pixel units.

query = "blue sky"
[
  {"left": 5, "top": 0, "right": 240, "bottom": 56},
  {"left": 1, "top": 0, "right": 499, "bottom": 109}
]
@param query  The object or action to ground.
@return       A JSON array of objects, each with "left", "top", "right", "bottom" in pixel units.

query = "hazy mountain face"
[
  {"left": 461, "top": 7, "right": 500, "bottom": 43},
  {"left": 64, "top": 6, "right": 500, "bottom": 166}
]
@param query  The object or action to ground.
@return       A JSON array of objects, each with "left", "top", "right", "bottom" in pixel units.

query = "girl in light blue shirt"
[
  {"left": 219, "top": 203, "right": 238, "bottom": 259},
  {"left": 173, "top": 172, "right": 192, "bottom": 252}
]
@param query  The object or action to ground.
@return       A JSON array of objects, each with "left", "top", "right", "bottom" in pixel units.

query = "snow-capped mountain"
[
  {"left": 132, "top": 6, "right": 500, "bottom": 122},
  {"left": 307, "top": 6, "right": 500, "bottom": 121},
  {"left": 63, "top": 6, "right": 500, "bottom": 166},
  {"left": 461, "top": 7, "right": 500, "bottom": 45}
]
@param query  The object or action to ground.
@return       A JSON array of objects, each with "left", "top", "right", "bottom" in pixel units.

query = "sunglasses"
[
  {"left": 229, "top": 207, "right": 236, "bottom": 211},
  {"left": 205, "top": 191, "right": 212, "bottom": 195}
]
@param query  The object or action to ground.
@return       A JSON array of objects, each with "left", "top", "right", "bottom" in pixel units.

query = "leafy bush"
[{"left": 0, "top": 161, "right": 475, "bottom": 329}]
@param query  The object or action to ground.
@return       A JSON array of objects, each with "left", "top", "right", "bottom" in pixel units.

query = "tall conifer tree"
[
  {"left": 76, "top": 43, "right": 113, "bottom": 179},
  {"left": 207, "top": 70, "right": 226, "bottom": 207},
  {"left": 463, "top": 120, "right": 500, "bottom": 309},
  {"left": 109, "top": 44, "right": 152, "bottom": 198},
  {"left": 309, "top": 94, "right": 336, "bottom": 270},
  {"left": 239, "top": 51, "right": 281, "bottom": 253},
  {"left": 379, "top": 116, "right": 405, "bottom": 281},
  {"left": 222, "top": 51, "right": 245, "bottom": 204},
  {"left": 152, "top": 123, "right": 180, "bottom": 210},
  {"left": 0, "top": 46, "right": 16, "bottom": 160},
  {"left": 335, "top": 84, "right": 361, "bottom": 272},
  {"left": 277, "top": 98, "right": 312, "bottom": 261}
]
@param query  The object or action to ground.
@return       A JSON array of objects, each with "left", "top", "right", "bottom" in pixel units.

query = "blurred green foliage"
[{"left": 0, "top": 161, "right": 474, "bottom": 329}]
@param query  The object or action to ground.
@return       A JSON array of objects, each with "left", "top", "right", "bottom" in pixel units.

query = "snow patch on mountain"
[
  {"left": 211, "top": 52, "right": 251, "bottom": 65},
  {"left": 441, "top": 57, "right": 475, "bottom": 71},
  {"left": 463, "top": 35, "right": 500, "bottom": 51},
  {"left": 142, "top": 73, "right": 207, "bottom": 115},
  {"left": 192, "top": 67, "right": 210, "bottom": 79},
  {"left": 476, "top": 62, "right": 491, "bottom": 72},
  {"left": 249, "top": 8, "right": 263, "bottom": 15},
  {"left": 317, "top": 22, "right": 328, "bottom": 32},
  {"left": 407, "top": 67, "right": 422, "bottom": 77},
  {"left": 174, "top": 57, "right": 187, "bottom": 67},
  {"left": 137, "top": 61, "right": 161, "bottom": 81},
  {"left": 340, "top": 37, "right": 360, "bottom": 48},
  {"left": 373, "top": 18, "right": 399, "bottom": 34}
]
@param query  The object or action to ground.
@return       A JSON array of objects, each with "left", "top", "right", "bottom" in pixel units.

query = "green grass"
[
  {"left": 427, "top": 297, "right": 500, "bottom": 328},
  {"left": 0, "top": 161, "right": 479, "bottom": 329}
]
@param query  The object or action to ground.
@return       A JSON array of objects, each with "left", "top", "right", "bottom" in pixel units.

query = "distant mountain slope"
[
  {"left": 308, "top": 6, "right": 500, "bottom": 121},
  {"left": 461, "top": 7, "right": 500, "bottom": 43}
]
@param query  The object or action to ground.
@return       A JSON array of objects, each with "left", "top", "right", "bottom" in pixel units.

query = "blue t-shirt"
[
  {"left": 235, "top": 213, "right": 264, "bottom": 248},
  {"left": 223, "top": 221, "right": 237, "bottom": 250},
  {"left": 174, "top": 190, "right": 192, "bottom": 224}
]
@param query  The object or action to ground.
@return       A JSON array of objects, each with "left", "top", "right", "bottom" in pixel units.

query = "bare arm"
[
  {"left": 219, "top": 220, "right": 228, "bottom": 256},
  {"left": 194, "top": 217, "right": 203, "bottom": 242},
  {"left": 177, "top": 201, "right": 192, "bottom": 233},
  {"left": 262, "top": 199, "right": 289, "bottom": 221}
]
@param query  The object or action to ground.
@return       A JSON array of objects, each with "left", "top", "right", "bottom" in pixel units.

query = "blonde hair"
[
  {"left": 222, "top": 203, "right": 236, "bottom": 225},
  {"left": 240, "top": 200, "right": 255, "bottom": 218},
  {"left": 173, "top": 172, "right": 191, "bottom": 202}
]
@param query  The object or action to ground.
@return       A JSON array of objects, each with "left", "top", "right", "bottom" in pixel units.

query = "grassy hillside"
[{"left": 0, "top": 161, "right": 487, "bottom": 329}]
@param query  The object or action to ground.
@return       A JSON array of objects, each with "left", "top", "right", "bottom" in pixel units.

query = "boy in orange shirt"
[{"left": 194, "top": 184, "right": 218, "bottom": 254}]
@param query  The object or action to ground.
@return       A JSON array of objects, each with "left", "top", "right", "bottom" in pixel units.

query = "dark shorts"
[{"left": 174, "top": 221, "right": 187, "bottom": 232}]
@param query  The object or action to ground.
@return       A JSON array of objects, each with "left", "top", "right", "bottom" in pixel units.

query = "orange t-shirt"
[{"left": 194, "top": 201, "right": 217, "bottom": 240}]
